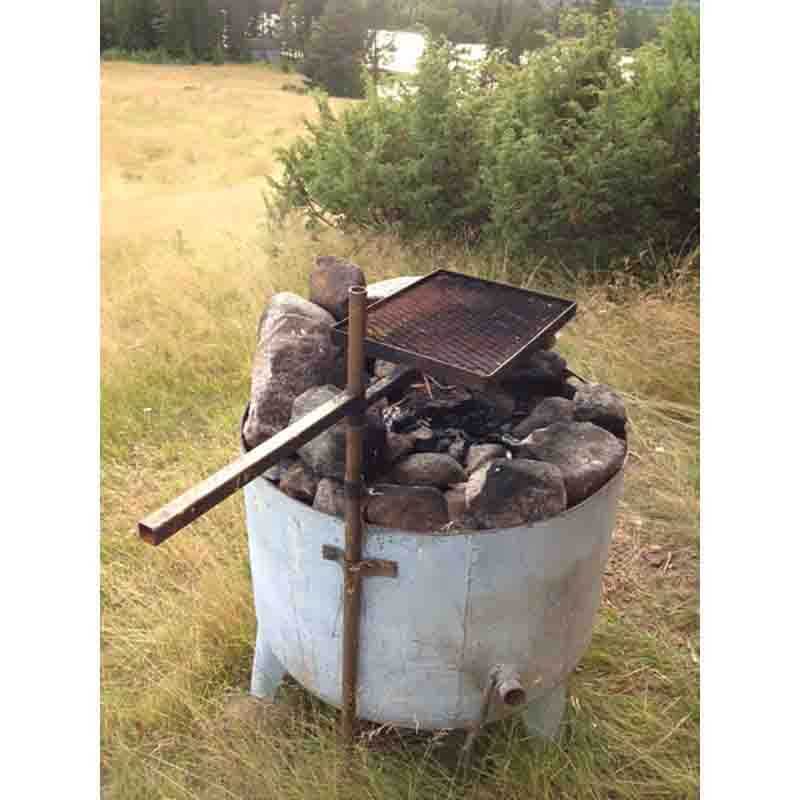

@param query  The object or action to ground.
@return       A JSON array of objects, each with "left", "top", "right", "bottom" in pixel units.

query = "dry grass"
[{"left": 101, "top": 63, "right": 699, "bottom": 799}]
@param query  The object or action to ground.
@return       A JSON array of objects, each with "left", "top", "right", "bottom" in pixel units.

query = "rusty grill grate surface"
[{"left": 332, "top": 270, "right": 576, "bottom": 389}]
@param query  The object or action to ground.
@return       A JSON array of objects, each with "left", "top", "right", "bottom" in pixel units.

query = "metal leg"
[
  {"left": 521, "top": 682, "right": 567, "bottom": 741},
  {"left": 250, "top": 634, "right": 285, "bottom": 699}
]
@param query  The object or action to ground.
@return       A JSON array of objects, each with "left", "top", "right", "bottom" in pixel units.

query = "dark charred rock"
[
  {"left": 573, "top": 383, "right": 628, "bottom": 438},
  {"left": 309, "top": 256, "right": 366, "bottom": 321},
  {"left": 473, "top": 387, "right": 516, "bottom": 422},
  {"left": 366, "top": 485, "right": 449, "bottom": 531},
  {"left": 465, "top": 459, "right": 567, "bottom": 529},
  {"left": 243, "top": 314, "right": 336, "bottom": 448},
  {"left": 516, "top": 421, "right": 626, "bottom": 506},
  {"left": 528, "top": 350, "right": 568, "bottom": 383},
  {"left": 390, "top": 453, "right": 467, "bottom": 488},
  {"left": 465, "top": 443, "right": 508, "bottom": 475},
  {"left": 513, "top": 397, "right": 575, "bottom": 438},
  {"left": 313, "top": 478, "right": 346, "bottom": 518},
  {"left": 279, "top": 461, "right": 318, "bottom": 504},
  {"left": 290, "top": 385, "right": 387, "bottom": 480}
]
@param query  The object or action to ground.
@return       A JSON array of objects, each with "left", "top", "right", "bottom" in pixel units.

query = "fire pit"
[
  {"left": 138, "top": 260, "right": 627, "bottom": 751},
  {"left": 244, "top": 437, "right": 623, "bottom": 736}
]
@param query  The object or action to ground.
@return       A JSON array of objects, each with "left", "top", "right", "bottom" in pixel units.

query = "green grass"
[
  {"left": 101, "top": 61, "right": 698, "bottom": 800},
  {"left": 101, "top": 214, "right": 699, "bottom": 799}
]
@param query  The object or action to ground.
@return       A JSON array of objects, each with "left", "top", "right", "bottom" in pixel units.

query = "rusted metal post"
[{"left": 341, "top": 285, "right": 367, "bottom": 746}]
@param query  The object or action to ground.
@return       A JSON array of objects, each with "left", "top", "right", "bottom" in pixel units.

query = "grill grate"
[{"left": 332, "top": 270, "right": 576, "bottom": 390}]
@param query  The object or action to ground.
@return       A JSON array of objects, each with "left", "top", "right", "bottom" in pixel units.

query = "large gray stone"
[
  {"left": 390, "top": 453, "right": 467, "bottom": 488},
  {"left": 310, "top": 256, "right": 366, "bottom": 321},
  {"left": 313, "top": 478, "right": 346, "bottom": 518},
  {"left": 290, "top": 385, "right": 386, "bottom": 479},
  {"left": 386, "top": 431, "right": 416, "bottom": 465},
  {"left": 464, "top": 459, "right": 567, "bottom": 529},
  {"left": 573, "top": 383, "right": 628, "bottom": 438},
  {"left": 243, "top": 314, "right": 336, "bottom": 448},
  {"left": 257, "top": 291, "right": 335, "bottom": 340},
  {"left": 513, "top": 397, "right": 575, "bottom": 438},
  {"left": 278, "top": 461, "right": 318, "bottom": 504},
  {"left": 365, "top": 485, "right": 449, "bottom": 531},
  {"left": 465, "top": 443, "right": 508, "bottom": 475},
  {"left": 516, "top": 421, "right": 626, "bottom": 506}
]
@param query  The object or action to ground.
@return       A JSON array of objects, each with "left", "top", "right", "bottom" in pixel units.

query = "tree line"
[{"left": 100, "top": 1, "right": 670, "bottom": 66}]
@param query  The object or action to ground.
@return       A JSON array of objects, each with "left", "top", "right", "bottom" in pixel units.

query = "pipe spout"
[{"left": 494, "top": 665, "right": 527, "bottom": 707}]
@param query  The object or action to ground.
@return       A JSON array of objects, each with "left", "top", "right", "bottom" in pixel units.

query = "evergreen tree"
[
  {"left": 101, "top": 0, "right": 118, "bottom": 51},
  {"left": 487, "top": 1, "right": 506, "bottom": 50},
  {"left": 117, "top": 0, "right": 164, "bottom": 51},
  {"left": 301, "top": 0, "right": 368, "bottom": 98}
]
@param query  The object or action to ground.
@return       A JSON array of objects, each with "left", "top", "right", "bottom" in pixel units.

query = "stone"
[
  {"left": 309, "top": 256, "right": 366, "bottom": 321},
  {"left": 257, "top": 291, "right": 335, "bottom": 340},
  {"left": 513, "top": 397, "right": 575, "bottom": 438},
  {"left": 243, "top": 314, "right": 336, "bottom": 448},
  {"left": 386, "top": 431, "right": 417, "bottom": 464},
  {"left": 278, "top": 461, "right": 318, "bottom": 503},
  {"left": 448, "top": 437, "right": 468, "bottom": 463},
  {"left": 516, "top": 421, "right": 626, "bottom": 506},
  {"left": 366, "top": 485, "right": 449, "bottom": 531},
  {"left": 465, "top": 459, "right": 567, "bottom": 529},
  {"left": 390, "top": 453, "right": 467, "bottom": 488},
  {"left": 573, "top": 383, "right": 628, "bottom": 438},
  {"left": 502, "top": 351, "right": 568, "bottom": 398},
  {"left": 313, "top": 478, "right": 346, "bottom": 518},
  {"left": 444, "top": 484, "right": 470, "bottom": 523},
  {"left": 263, "top": 456, "right": 297, "bottom": 483},
  {"left": 290, "top": 385, "right": 387, "bottom": 479},
  {"left": 465, "top": 443, "right": 508, "bottom": 475}
]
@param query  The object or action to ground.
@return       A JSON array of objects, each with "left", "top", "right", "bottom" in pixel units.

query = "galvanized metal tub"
[{"left": 243, "top": 460, "right": 623, "bottom": 733}]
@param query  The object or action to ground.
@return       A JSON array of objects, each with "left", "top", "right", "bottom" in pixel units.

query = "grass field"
[{"left": 101, "top": 62, "right": 699, "bottom": 799}]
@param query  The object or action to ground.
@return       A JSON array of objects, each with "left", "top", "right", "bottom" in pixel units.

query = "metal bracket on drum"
[{"left": 321, "top": 544, "right": 398, "bottom": 579}]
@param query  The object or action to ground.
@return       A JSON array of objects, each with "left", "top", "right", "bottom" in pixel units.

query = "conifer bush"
[{"left": 272, "top": 8, "right": 700, "bottom": 269}]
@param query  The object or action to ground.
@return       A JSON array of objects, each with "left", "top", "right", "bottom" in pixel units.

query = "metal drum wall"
[{"left": 244, "top": 467, "right": 623, "bottom": 731}]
